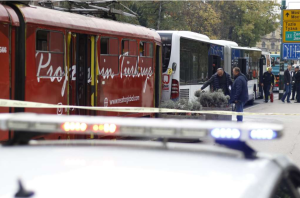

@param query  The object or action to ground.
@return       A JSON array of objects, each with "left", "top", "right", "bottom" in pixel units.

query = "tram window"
[
  {"left": 101, "top": 38, "right": 109, "bottom": 54},
  {"left": 50, "top": 32, "right": 63, "bottom": 53},
  {"left": 122, "top": 40, "right": 137, "bottom": 56},
  {"left": 36, "top": 30, "right": 64, "bottom": 53},
  {"left": 101, "top": 38, "right": 118, "bottom": 55},
  {"left": 36, "top": 30, "right": 64, "bottom": 77},
  {"left": 100, "top": 37, "right": 119, "bottom": 75},
  {"left": 139, "top": 42, "right": 153, "bottom": 57},
  {"left": 36, "top": 30, "right": 50, "bottom": 51}
]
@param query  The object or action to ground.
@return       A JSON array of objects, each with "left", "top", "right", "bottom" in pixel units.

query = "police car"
[{"left": 0, "top": 113, "right": 299, "bottom": 198}]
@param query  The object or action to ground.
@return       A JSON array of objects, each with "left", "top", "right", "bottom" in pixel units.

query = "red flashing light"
[{"left": 61, "top": 122, "right": 87, "bottom": 132}]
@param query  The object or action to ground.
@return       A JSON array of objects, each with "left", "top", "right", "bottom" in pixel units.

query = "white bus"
[{"left": 158, "top": 31, "right": 263, "bottom": 104}]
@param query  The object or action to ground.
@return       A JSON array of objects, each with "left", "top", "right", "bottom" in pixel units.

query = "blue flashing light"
[
  {"left": 250, "top": 129, "right": 277, "bottom": 140},
  {"left": 210, "top": 128, "right": 241, "bottom": 140}
]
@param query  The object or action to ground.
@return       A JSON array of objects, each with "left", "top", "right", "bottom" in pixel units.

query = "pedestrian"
[
  {"left": 292, "top": 66, "right": 298, "bottom": 100},
  {"left": 230, "top": 67, "right": 248, "bottom": 122},
  {"left": 281, "top": 65, "right": 292, "bottom": 103},
  {"left": 261, "top": 67, "right": 275, "bottom": 103},
  {"left": 294, "top": 66, "right": 300, "bottom": 103},
  {"left": 200, "top": 68, "right": 233, "bottom": 96}
]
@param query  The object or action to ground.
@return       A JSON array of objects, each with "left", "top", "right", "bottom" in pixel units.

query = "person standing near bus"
[
  {"left": 292, "top": 67, "right": 298, "bottom": 100},
  {"left": 281, "top": 65, "right": 292, "bottom": 103},
  {"left": 200, "top": 68, "right": 233, "bottom": 96},
  {"left": 294, "top": 66, "right": 300, "bottom": 103},
  {"left": 261, "top": 67, "right": 274, "bottom": 103},
  {"left": 230, "top": 67, "right": 248, "bottom": 122}
]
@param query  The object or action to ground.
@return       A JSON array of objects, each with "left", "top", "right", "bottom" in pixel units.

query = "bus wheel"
[{"left": 248, "top": 91, "right": 256, "bottom": 105}]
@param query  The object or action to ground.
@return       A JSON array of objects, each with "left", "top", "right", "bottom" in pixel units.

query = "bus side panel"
[{"left": 0, "top": 22, "right": 10, "bottom": 141}]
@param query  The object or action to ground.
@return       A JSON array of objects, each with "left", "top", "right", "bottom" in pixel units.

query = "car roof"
[{"left": 0, "top": 140, "right": 283, "bottom": 198}]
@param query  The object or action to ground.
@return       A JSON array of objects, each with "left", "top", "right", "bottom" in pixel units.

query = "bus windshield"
[{"left": 160, "top": 33, "right": 172, "bottom": 73}]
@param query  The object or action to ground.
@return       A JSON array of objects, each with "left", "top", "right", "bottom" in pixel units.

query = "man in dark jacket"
[
  {"left": 261, "top": 67, "right": 275, "bottom": 103},
  {"left": 281, "top": 65, "right": 292, "bottom": 103},
  {"left": 230, "top": 67, "right": 248, "bottom": 122},
  {"left": 292, "top": 69, "right": 298, "bottom": 100},
  {"left": 294, "top": 66, "right": 300, "bottom": 103},
  {"left": 200, "top": 68, "right": 233, "bottom": 96}
]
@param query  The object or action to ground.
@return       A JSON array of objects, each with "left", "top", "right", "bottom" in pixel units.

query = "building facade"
[{"left": 256, "top": 27, "right": 281, "bottom": 54}]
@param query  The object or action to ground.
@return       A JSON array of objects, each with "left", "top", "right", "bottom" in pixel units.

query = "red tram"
[{"left": 0, "top": 3, "right": 162, "bottom": 141}]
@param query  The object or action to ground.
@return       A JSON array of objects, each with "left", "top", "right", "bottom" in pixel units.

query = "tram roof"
[
  {"left": 0, "top": 4, "right": 10, "bottom": 24},
  {"left": 157, "top": 31, "right": 210, "bottom": 43},
  {"left": 15, "top": 4, "right": 161, "bottom": 42}
]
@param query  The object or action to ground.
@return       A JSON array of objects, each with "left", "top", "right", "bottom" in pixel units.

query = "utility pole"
[{"left": 279, "top": 0, "right": 286, "bottom": 100}]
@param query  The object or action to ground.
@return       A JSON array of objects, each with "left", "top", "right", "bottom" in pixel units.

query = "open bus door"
[
  {"left": 208, "top": 55, "right": 221, "bottom": 77},
  {"left": 238, "top": 58, "right": 247, "bottom": 75}
]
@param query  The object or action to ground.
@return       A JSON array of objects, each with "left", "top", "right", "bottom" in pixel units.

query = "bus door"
[
  {"left": 238, "top": 58, "right": 247, "bottom": 75},
  {"left": 208, "top": 55, "right": 221, "bottom": 78},
  {"left": 68, "top": 33, "right": 96, "bottom": 116}
]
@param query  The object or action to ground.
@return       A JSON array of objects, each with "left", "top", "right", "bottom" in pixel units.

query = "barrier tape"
[{"left": 0, "top": 99, "right": 299, "bottom": 116}]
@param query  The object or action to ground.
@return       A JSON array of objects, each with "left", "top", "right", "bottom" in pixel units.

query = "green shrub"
[{"left": 195, "top": 89, "right": 229, "bottom": 108}]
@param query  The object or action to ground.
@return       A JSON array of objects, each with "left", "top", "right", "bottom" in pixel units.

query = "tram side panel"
[
  {"left": 96, "top": 36, "right": 156, "bottom": 117},
  {"left": 0, "top": 20, "right": 10, "bottom": 141},
  {"left": 25, "top": 25, "right": 68, "bottom": 115}
]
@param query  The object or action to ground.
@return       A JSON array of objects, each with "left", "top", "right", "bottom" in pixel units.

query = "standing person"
[
  {"left": 261, "top": 67, "right": 275, "bottom": 103},
  {"left": 294, "top": 66, "right": 300, "bottom": 103},
  {"left": 292, "top": 67, "right": 298, "bottom": 100},
  {"left": 230, "top": 67, "right": 248, "bottom": 122},
  {"left": 200, "top": 68, "right": 233, "bottom": 96},
  {"left": 281, "top": 65, "right": 292, "bottom": 103}
]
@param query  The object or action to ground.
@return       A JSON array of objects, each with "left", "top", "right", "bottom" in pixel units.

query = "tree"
[{"left": 210, "top": 1, "right": 280, "bottom": 46}]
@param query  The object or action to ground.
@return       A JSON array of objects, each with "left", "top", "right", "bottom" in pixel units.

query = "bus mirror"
[{"left": 172, "top": 62, "right": 177, "bottom": 72}]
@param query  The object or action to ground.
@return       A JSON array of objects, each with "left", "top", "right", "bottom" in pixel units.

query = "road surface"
[{"left": 238, "top": 93, "right": 300, "bottom": 167}]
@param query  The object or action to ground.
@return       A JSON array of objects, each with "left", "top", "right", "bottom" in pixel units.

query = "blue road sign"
[{"left": 283, "top": 43, "right": 300, "bottom": 60}]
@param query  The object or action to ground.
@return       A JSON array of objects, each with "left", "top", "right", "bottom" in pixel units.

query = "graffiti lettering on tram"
[{"left": 0, "top": 46, "right": 7, "bottom": 53}]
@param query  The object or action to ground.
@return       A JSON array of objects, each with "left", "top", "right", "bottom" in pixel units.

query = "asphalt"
[{"left": 237, "top": 93, "right": 300, "bottom": 167}]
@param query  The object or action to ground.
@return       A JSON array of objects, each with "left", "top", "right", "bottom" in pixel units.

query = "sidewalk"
[{"left": 240, "top": 93, "right": 300, "bottom": 167}]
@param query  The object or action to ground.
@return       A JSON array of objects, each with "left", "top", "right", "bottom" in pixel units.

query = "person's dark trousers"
[
  {"left": 282, "top": 83, "right": 292, "bottom": 102},
  {"left": 263, "top": 84, "right": 271, "bottom": 102},
  {"left": 297, "top": 83, "right": 300, "bottom": 102},
  {"left": 292, "top": 83, "right": 296, "bottom": 100},
  {"left": 236, "top": 101, "right": 244, "bottom": 122}
]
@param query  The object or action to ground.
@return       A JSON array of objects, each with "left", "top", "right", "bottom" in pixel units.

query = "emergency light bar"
[{"left": 0, "top": 113, "right": 283, "bottom": 141}]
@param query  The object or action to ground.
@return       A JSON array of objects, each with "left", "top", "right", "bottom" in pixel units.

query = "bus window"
[
  {"left": 159, "top": 33, "right": 172, "bottom": 73},
  {"left": 180, "top": 38, "right": 209, "bottom": 85}
]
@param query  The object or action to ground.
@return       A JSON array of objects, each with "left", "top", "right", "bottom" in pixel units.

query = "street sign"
[
  {"left": 285, "top": 32, "right": 300, "bottom": 41},
  {"left": 283, "top": 10, "right": 300, "bottom": 21},
  {"left": 283, "top": 10, "right": 300, "bottom": 42},
  {"left": 282, "top": 43, "right": 300, "bottom": 59},
  {"left": 283, "top": 21, "right": 300, "bottom": 42}
]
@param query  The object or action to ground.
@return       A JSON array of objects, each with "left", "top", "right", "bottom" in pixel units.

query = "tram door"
[
  {"left": 208, "top": 55, "right": 221, "bottom": 78},
  {"left": 69, "top": 33, "right": 96, "bottom": 116}
]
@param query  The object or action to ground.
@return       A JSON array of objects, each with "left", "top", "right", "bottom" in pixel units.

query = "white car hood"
[{"left": 0, "top": 143, "right": 281, "bottom": 198}]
